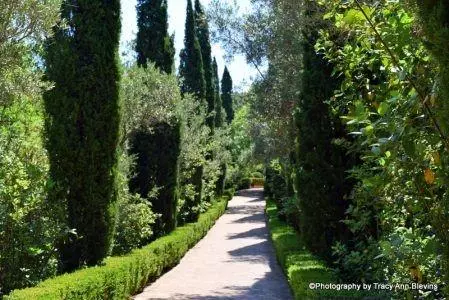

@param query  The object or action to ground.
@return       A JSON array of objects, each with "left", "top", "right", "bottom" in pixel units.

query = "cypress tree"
[
  {"left": 294, "top": 1, "right": 353, "bottom": 260},
  {"left": 213, "top": 58, "right": 223, "bottom": 128},
  {"left": 179, "top": 0, "right": 206, "bottom": 99},
  {"left": 221, "top": 66, "right": 234, "bottom": 124},
  {"left": 44, "top": 0, "right": 121, "bottom": 271},
  {"left": 195, "top": 0, "right": 215, "bottom": 130},
  {"left": 213, "top": 58, "right": 226, "bottom": 195},
  {"left": 179, "top": 0, "right": 206, "bottom": 220},
  {"left": 136, "top": 0, "right": 175, "bottom": 73}
]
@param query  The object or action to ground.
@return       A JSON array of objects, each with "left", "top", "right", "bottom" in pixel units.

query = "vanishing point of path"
[{"left": 134, "top": 188, "right": 293, "bottom": 300}]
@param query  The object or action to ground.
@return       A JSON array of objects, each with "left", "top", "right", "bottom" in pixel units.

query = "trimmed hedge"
[
  {"left": 6, "top": 197, "right": 229, "bottom": 300},
  {"left": 266, "top": 200, "right": 373, "bottom": 299}
]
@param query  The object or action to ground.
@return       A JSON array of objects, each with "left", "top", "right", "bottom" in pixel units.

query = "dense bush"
[
  {"left": 120, "top": 64, "right": 181, "bottom": 235},
  {"left": 0, "top": 96, "right": 62, "bottom": 295},
  {"left": 177, "top": 95, "right": 210, "bottom": 223},
  {"left": 237, "top": 178, "right": 251, "bottom": 190},
  {"left": 316, "top": 2, "right": 446, "bottom": 297},
  {"left": 5, "top": 198, "right": 229, "bottom": 300},
  {"left": 266, "top": 200, "right": 376, "bottom": 299},
  {"left": 128, "top": 123, "right": 181, "bottom": 234},
  {"left": 112, "top": 152, "right": 158, "bottom": 255},
  {"left": 0, "top": 1, "right": 62, "bottom": 294}
]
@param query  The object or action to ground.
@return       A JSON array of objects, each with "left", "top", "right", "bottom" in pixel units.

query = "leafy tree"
[
  {"left": 195, "top": 0, "right": 215, "bottom": 130},
  {"left": 120, "top": 64, "right": 181, "bottom": 235},
  {"left": 44, "top": 0, "right": 121, "bottom": 272},
  {"left": 136, "top": 0, "right": 175, "bottom": 73},
  {"left": 0, "top": 0, "right": 62, "bottom": 294},
  {"left": 221, "top": 66, "right": 234, "bottom": 123},
  {"left": 179, "top": 0, "right": 206, "bottom": 99}
]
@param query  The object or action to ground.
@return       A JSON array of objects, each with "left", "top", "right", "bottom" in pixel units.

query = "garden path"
[{"left": 133, "top": 188, "right": 292, "bottom": 300}]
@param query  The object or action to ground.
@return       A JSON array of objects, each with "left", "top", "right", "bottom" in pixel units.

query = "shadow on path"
[{"left": 133, "top": 188, "right": 292, "bottom": 300}]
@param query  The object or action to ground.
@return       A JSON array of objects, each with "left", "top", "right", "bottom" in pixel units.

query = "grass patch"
[
  {"left": 6, "top": 197, "right": 229, "bottom": 300},
  {"left": 266, "top": 200, "right": 374, "bottom": 299}
]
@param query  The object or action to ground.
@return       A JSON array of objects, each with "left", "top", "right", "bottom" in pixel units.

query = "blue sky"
[{"left": 120, "top": 0, "right": 258, "bottom": 91}]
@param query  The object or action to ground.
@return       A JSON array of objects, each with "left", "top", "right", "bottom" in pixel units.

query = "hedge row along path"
[{"left": 134, "top": 188, "right": 292, "bottom": 299}]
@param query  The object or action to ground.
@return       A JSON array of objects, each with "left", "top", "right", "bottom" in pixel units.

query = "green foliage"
[
  {"left": 0, "top": 0, "right": 61, "bottom": 106},
  {"left": 0, "top": 96, "right": 61, "bottom": 295},
  {"left": 221, "top": 66, "right": 234, "bottom": 123},
  {"left": 179, "top": 0, "right": 206, "bottom": 99},
  {"left": 129, "top": 123, "right": 181, "bottom": 234},
  {"left": 44, "top": 0, "right": 122, "bottom": 271},
  {"left": 212, "top": 58, "right": 224, "bottom": 128},
  {"left": 410, "top": 0, "right": 449, "bottom": 291},
  {"left": 5, "top": 198, "right": 229, "bottom": 300},
  {"left": 195, "top": 0, "right": 215, "bottom": 131},
  {"left": 294, "top": 2, "right": 355, "bottom": 260},
  {"left": 266, "top": 200, "right": 372, "bottom": 299},
  {"left": 264, "top": 159, "right": 288, "bottom": 211},
  {"left": 237, "top": 178, "right": 251, "bottom": 190},
  {"left": 176, "top": 95, "right": 210, "bottom": 223},
  {"left": 112, "top": 152, "right": 158, "bottom": 255},
  {"left": 136, "top": 0, "right": 174, "bottom": 73},
  {"left": 0, "top": 1, "right": 62, "bottom": 294},
  {"left": 120, "top": 64, "right": 181, "bottom": 235},
  {"left": 316, "top": 1, "right": 446, "bottom": 297}
]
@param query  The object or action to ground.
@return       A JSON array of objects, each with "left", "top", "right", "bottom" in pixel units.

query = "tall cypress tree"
[
  {"left": 44, "top": 0, "right": 121, "bottom": 271},
  {"left": 294, "top": 1, "right": 353, "bottom": 260},
  {"left": 213, "top": 58, "right": 223, "bottom": 127},
  {"left": 179, "top": 0, "right": 206, "bottom": 220},
  {"left": 136, "top": 0, "right": 174, "bottom": 73},
  {"left": 195, "top": 0, "right": 215, "bottom": 130},
  {"left": 179, "top": 0, "right": 206, "bottom": 99},
  {"left": 221, "top": 66, "right": 234, "bottom": 124}
]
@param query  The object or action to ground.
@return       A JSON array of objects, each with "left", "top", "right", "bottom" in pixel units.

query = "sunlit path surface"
[{"left": 133, "top": 188, "right": 292, "bottom": 300}]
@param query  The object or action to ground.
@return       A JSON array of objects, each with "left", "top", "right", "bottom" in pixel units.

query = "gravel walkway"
[{"left": 133, "top": 188, "right": 293, "bottom": 300}]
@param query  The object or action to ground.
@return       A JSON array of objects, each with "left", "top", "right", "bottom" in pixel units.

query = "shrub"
[
  {"left": 128, "top": 122, "right": 181, "bottom": 234},
  {"left": 251, "top": 171, "right": 263, "bottom": 178},
  {"left": 0, "top": 98, "right": 61, "bottom": 295},
  {"left": 266, "top": 200, "right": 380, "bottom": 299},
  {"left": 5, "top": 197, "right": 230, "bottom": 300},
  {"left": 237, "top": 178, "right": 251, "bottom": 190}
]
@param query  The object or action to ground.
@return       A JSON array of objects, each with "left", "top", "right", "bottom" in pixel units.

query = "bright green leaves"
[
  {"left": 318, "top": 0, "right": 446, "bottom": 291},
  {"left": 377, "top": 102, "right": 389, "bottom": 116}
]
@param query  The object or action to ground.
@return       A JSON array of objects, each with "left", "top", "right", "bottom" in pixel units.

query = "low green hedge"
[
  {"left": 266, "top": 200, "right": 371, "bottom": 299},
  {"left": 6, "top": 197, "right": 229, "bottom": 300}
]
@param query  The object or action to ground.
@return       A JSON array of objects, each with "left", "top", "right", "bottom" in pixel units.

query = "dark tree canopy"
[
  {"left": 221, "top": 66, "right": 234, "bottom": 123},
  {"left": 44, "top": 0, "right": 121, "bottom": 272},
  {"left": 179, "top": 0, "right": 206, "bottom": 99},
  {"left": 195, "top": 0, "right": 215, "bottom": 130},
  {"left": 136, "top": 0, "right": 175, "bottom": 73},
  {"left": 294, "top": 2, "right": 354, "bottom": 260}
]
